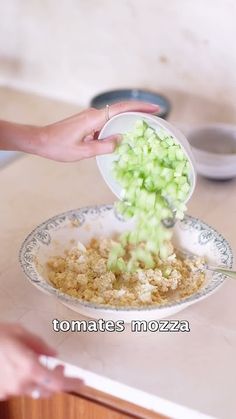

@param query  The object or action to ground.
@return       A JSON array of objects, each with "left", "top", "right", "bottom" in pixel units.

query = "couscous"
[{"left": 47, "top": 238, "right": 205, "bottom": 308}]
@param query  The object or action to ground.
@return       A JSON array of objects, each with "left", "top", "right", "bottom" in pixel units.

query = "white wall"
[{"left": 0, "top": 0, "right": 235, "bottom": 123}]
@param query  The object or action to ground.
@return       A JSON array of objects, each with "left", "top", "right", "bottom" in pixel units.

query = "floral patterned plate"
[{"left": 19, "top": 205, "right": 233, "bottom": 322}]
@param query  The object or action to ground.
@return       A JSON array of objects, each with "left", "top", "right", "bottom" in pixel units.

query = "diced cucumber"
[{"left": 108, "top": 120, "right": 192, "bottom": 272}]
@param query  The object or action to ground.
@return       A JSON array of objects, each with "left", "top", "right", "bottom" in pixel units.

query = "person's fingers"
[
  {"left": 80, "top": 134, "right": 121, "bottom": 158},
  {"left": 32, "top": 389, "right": 52, "bottom": 399},
  {"left": 108, "top": 101, "right": 159, "bottom": 118},
  {"left": 83, "top": 130, "right": 102, "bottom": 143},
  {"left": 0, "top": 392, "right": 7, "bottom": 401},
  {"left": 5, "top": 377, "right": 53, "bottom": 400},
  {"left": 60, "top": 376, "right": 84, "bottom": 394},
  {"left": 34, "top": 364, "right": 83, "bottom": 394},
  {"left": 24, "top": 382, "right": 53, "bottom": 399},
  {"left": 19, "top": 331, "right": 57, "bottom": 357},
  {"left": 11, "top": 361, "right": 62, "bottom": 397},
  {"left": 25, "top": 357, "right": 64, "bottom": 393},
  {"left": 52, "top": 364, "right": 65, "bottom": 374},
  {"left": 51, "top": 365, "right": 84, "bottom": 394},
  {"left": 83, "top": 133, "right": 94, "bottom": 142},
  {"left": 83, "top": 101, "right": 159, "bottom": 134}
]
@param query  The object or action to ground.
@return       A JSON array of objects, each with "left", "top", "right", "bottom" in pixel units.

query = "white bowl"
[
  {"left": 19, "top": 205, "right": 233, "bottom": 323},
  {"left": 96, "top": 112, "right": 196, "bottom": 204},
  {"left": 187, "top": 124, "right": 236, "bottom": 180}
]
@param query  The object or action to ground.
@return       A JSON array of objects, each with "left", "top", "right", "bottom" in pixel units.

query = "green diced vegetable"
[{"left": 108, "top": 120, "right": 192, "bottom": 272}]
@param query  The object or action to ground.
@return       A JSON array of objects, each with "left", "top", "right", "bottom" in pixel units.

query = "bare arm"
[{"left": 0, "top": 101, "right": 159, "bottom": 162}]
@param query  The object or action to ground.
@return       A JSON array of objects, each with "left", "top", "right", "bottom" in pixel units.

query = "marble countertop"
[
  {"left": 0, "top": 86, "right": 235, "bottom": 419},
  {"left": 1, "top": 154, "right": 236, "bottom": 419}
]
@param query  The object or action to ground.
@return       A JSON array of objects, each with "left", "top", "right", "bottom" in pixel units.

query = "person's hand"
[
  {"left": 0, "top": 323, "right": 83, "bottom": 400},
  {"left": 0, "top": 101, "right": 159, "bottom": 161},
  {"left": 36, "top": 101, "right": 159, "bottom": 161}
]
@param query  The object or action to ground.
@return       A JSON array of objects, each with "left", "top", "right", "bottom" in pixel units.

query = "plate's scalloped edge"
[{"left": 19, "top": 205, "right": 233, "bottom": 313}]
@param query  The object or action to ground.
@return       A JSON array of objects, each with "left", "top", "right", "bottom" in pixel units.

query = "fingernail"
[
  {"left": 101, "top": 142, "right": 116, "bottom": 154},
  {"left": 103, "top": 134, "right": 122, "bottom": 142}
]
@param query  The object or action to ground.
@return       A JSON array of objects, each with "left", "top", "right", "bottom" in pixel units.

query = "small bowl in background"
[
  {"left": 90, "top": 89, "right": 171, "bottom": 120},
  {"left": 187, "top": 124, "right": 236, "bottom": 180}
]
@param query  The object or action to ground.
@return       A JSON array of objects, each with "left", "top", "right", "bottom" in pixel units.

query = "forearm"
[
  {"left": 0, "top": 102, "right": 159, "bottom": 161},
  {"left": 0, "top": 120, "right": 42, "bottom": 154}
]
